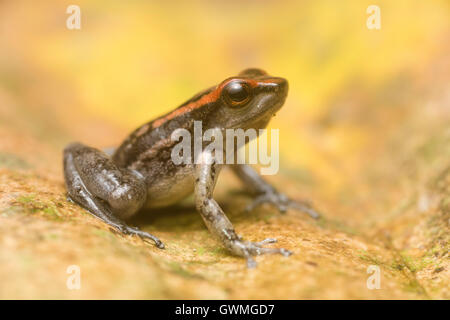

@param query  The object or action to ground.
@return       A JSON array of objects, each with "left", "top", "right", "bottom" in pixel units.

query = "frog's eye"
[{"left": 223, "top": 81, "right": 251, "bottom": 107}]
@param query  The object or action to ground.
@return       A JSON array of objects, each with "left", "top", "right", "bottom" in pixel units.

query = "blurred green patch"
[
  {"left": 12, "top": 194, "right": 64, "bottom": 221},
  {"left": 0, "top": 153, "right": 30, "bottom": 170}
]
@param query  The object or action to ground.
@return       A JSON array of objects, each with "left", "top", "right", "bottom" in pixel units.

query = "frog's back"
[{"left": 111, "top": 87, "right": 218, "bottom": 208}]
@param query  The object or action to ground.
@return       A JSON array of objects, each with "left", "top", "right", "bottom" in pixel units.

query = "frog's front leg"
[
  {"left": 63, "top": 142, "right": 164, "bottom": 248},
  {"left": 231, "top": 164, "right": 320, "bottom": 219},
  {"left": 195, "top": 152, "right": 292, "bottom": 268}
]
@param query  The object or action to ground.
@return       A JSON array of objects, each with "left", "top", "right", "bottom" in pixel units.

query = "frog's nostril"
[
  {"left": 275, "top": 79, "right": 288, "bottom": 96},
  {"left": 259, "top": 78, "right": 288, "bottom": 96}
]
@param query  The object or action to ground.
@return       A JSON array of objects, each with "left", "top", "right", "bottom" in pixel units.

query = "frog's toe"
[
  {"left": 254, "top": 238, "right": 278, "bottom": 246},
  {"left": 279, "top": 248, "right": 293, "bottom": 257},
  {"left": 255, "top": 246, "right": 293, "bottom": 257},
  {"left": 149, "top": 238, "right": 165, "bottom": 249},
  {"left": 120, "top": 225, "right": 165, "bottom": 249},
  {"left": 136, "top": 230, "right": 165, "bottom": 249},
  {"left": 246, "top": 257, "right": 258, "bottom": 268},
  {"left": 288, "top": 201, "right": 321, "bottom": 219},
  {"left": 243, "top": 241, "right": 292, "bottom": 268},
  {"left": 245, "top": 192, "right": 288, "bottom": 213},
  {"left": 244, "top": 195, "right": 268, "bottom": 212},
  {"left": 246, "top": 192, "right": 321, "bottom": 219},
  {"left": 242, "top": 239, "right": 293, "bottom": 258}
]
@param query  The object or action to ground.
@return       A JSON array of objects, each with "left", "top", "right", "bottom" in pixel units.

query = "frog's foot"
[
  {"left": 117, "top": 225, "right": 165, "bottom": 249},
  {"left": 231, "top": 237, "right": 292, "bottom": 268},
  {"left": 245, "top": 191, "right": 320, "bottom": 219}
]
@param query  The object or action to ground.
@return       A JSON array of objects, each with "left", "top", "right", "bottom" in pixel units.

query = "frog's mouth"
[
  {"left": 243, "top": 98, "right": 285, "bottom": 131},
  {"left": 249, "top": 113, "right": 273, "bottom": 130}
]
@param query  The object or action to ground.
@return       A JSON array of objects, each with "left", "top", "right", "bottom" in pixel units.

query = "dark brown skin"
[{"left": 63, "top": 68, "right": 319, "bottom": 268}]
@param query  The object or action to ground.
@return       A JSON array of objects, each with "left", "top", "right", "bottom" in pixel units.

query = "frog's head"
[{"left": 209, "top": 68, "right": 288, "bottom": 131}]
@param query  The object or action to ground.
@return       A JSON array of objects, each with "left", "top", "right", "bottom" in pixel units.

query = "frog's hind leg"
[
  {"left": 63, "top": 142, "right": 164, "bottom": 248},
  {"left": 231, "top": 164, "right": 320, "bottom": 219}
]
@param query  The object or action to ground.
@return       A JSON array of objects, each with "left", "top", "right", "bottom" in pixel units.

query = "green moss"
[
  {"left": 186, "top": 259, "right": 219, "bottom": 266},
  {"left": 42, "top": 207, "right": 62, "bottom": 220},
  {"left": 92, "top": 229, "right": 110, "bottom": 238},
  {"left": 13, "top": 194, "right": 64, "bottom": 221},
  {"left": 416, "top": 135, "right": 450, "bottom": 163},
  {"left": 167, "top": 262, "right": 202, "bottom": 279},
  {"left": 16, "top": 195, "right": 36, "bottom": 204},
  {"left": 210, "top": 247, "right": 228, "bottom": 256},
  {"left": 195, "top": 247, "right": 206, "bottom": 255},
  {"left": 357, "top": 250, "right": 383, "bottom": 266},
  {"left": 400, "top": 252, "right": 433, "bottom": 273},
  {"left": 390, "top": 261, "right": 404, "bottom": 271},
  {"left": 403, "top": 279, "right": 427, "bottom": 296},
  {"left": 45, "top": 233, "right": 60, "bottom": 240}
]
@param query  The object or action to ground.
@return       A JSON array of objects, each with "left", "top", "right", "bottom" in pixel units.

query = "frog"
[{"left": 63, "top": 68, "right": 320, "bottom": 268}]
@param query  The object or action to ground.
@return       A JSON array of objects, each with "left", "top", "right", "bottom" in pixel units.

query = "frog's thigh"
[{"left": 63, "top": 142, "right": 147, "bottom": 220}]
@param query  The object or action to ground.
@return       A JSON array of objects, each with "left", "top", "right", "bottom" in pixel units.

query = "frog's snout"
[{"left": 272, "top": 77, "right": 288, "bottom": 97}]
